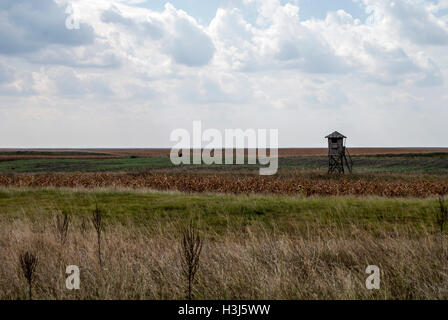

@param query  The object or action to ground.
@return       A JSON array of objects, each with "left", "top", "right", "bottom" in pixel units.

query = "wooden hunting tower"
[{"left": 325, "top": 131, "right": 353, "bottom": 174}]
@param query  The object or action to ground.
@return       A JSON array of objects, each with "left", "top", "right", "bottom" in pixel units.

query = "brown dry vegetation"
[
  {"left": 1, "top": 214, "right": 447, "bottom": 300},
  {"left": 1, "top": 172, "right": 448, "bottom": 197}
]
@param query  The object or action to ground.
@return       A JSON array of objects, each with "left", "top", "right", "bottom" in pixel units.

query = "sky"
[{"left": 1, "top": 0, "right": 448, "bottom": 148}]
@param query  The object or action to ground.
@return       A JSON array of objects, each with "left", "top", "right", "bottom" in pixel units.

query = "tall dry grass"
[{"left": 0, "top": 214, "right": 447, "bottom": 300}]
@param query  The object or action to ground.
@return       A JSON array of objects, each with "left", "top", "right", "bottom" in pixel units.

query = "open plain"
[{"left": 0, "top": 148, "right": 447, "bottom": 299}]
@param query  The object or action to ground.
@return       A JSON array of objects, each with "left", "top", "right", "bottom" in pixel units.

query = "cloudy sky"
[{"left": 1, "top": 0, "right": 448, "bottom": 148}]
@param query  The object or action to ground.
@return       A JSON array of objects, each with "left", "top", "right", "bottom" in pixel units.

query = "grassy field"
[
  {"left": 0, "top": 149, "right": 447, "bottom": 300},
  {"left": 0, "top": 187, "right": 447, "bottom": 300},
  {"left": 1, "top": 153, "right": 448, "bottom": 174},
  {"left": 0, "top": 188, "right": 440, "bottom": 231},
  {"left": 0, "top": 151, "right": 111, "bottom": 157},
  {"left": 0, "top": 157, "right": 173, "bottom": 173},
  {"left": 1, "top": 152, "right": 448, "bottom": 197}
]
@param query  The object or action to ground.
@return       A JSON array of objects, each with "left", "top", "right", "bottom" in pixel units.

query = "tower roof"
[{"left": 325, "top": 131, "right": 347, "bottom": 139}]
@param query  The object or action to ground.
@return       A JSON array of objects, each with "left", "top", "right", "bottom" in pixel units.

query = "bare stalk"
[
  {"left": 436, "top": 197, "right": 448, "bottom": 233},
  {"left": 19, "top": 251, "right": 38, "bottom": 300},
  {"left": 180, "top": 220, "right": 203, "bottom": 300},
  {"left": 54, "top": 211, "right": 69, "bottom": 247},
  {"left": 91, "top": 205, "right": 103, "bottom": 267},
  {"left": 80, "top": 216, "right": 87, "bottom": 235}
]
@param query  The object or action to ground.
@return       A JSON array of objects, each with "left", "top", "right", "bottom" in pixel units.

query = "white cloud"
[
  {"left": 99, "top": 3, "right": 215, "bottom": 67},
  {"left": 0, "top": 0, "right": 95, "bottom": 54},
  {"left": 363, "top": 0, "right": 448, "bottom": 45},
  {"left": 164, "top": 5, "right": 215, "bottom": 67}
]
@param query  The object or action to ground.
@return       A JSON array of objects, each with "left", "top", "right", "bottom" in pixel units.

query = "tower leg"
[
  {"left": 328, "top": 155, "right": 344, "bottom": 174},
  {"left": 343, "top": 155, "right": 352, "bottom": 173}
]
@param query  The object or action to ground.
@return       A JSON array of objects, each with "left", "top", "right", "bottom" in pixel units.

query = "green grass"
[
  {"left": 1, "top": 153, "right": 448, "bottom": 174},
  {"left": 279, "top": 155, "right": 448, "bottom": 173},
  {"left": 0, "top": 157, "right": 175, "bottom": 173},
  {"left": 0, "top": 187, "right": 440, "bottom": 234},
  {"left": 0, "top": 151, "right": 111, "bottom": 156}
]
